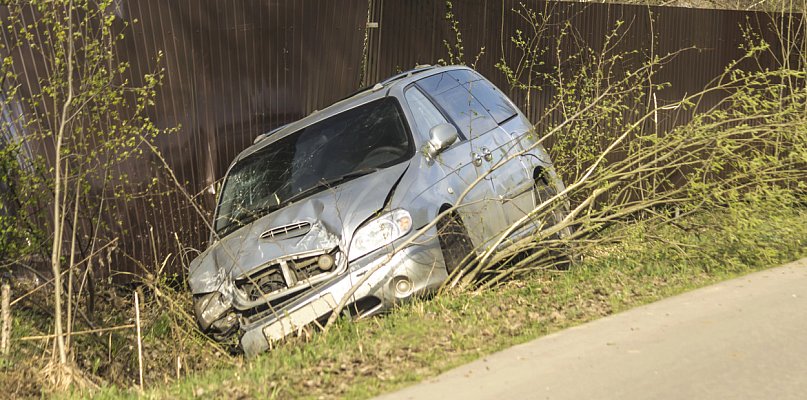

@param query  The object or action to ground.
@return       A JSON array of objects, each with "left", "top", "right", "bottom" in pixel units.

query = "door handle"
[
  {"left": 472, "top": 152, "right": 483, "bottom": 166},
  {"left": 481, "top": 147, "right": 493, "bottom": 162}
]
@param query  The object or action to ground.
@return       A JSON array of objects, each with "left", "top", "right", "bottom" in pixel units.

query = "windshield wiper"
[{"left": 283, "top": 168, "right": 380, "bottom": 205}]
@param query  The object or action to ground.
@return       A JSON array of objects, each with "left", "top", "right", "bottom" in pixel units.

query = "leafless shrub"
[{"left": 446, "top": 8, "right": 806, "bottom": 291}]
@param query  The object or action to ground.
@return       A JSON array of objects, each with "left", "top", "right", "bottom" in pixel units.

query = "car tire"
[
  {"left": 533, "top": 180, "right": 579, "bottom": 268},
  {"left": 437, "top": 211, "right": 475, "bottom": 275},
  {"left": 533, "top": 178, "right": 572, "bottom": 238}
]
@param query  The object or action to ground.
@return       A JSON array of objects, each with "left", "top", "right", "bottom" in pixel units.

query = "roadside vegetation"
[
  {"left": 85, "top": 192, "right": 807, "bottom": 399},
  {"left": 0, "top": 0, "right": 804, "bottom": 398}
]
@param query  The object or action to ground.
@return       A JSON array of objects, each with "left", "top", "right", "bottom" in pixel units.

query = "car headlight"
[
  {"left": 349, "top": 209, "right": 413, "bottom": 261},
  {"left": 193, "top": 291, "right": 232, "bottom": 331}
]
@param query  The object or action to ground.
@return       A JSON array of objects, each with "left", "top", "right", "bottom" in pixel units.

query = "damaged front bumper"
[{"left": 239, "top": 239, "right": 446, "bottom": 356}]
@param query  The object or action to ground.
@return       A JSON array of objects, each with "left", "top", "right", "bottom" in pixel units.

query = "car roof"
[{"left": 235, "top": 64, "right": 473, "bottom": 162}]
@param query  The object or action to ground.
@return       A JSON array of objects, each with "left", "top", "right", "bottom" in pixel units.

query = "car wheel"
[
  {"left": 533, "top": 179, "right": 579, "bottom": 268},
  {"left": 533, "top": 179, "right": 572, "bottom": 239},
  {"left": 437, "top": 211, "right": 475, "bottom": 275}
]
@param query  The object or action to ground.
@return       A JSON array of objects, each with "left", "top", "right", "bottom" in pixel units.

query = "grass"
[{"left": 73, "top": 195, "right": 807, "bottom": 400}]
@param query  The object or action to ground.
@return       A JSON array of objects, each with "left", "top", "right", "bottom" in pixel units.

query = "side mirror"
[{"left": 424, "top": 123, "right": 458, "bottom": 158}]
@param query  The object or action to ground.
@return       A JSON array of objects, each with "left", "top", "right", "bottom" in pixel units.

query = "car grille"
[
  {"left": 260, "top": 221, "right": 312, "bottom": 241},
  {"left": 235, "top": 248, "right": 340, "bottom": 303}
]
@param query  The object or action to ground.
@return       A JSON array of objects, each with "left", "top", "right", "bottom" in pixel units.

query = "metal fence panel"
[{"left": 1, "top": 1, "right": 797, "bottom": 277}]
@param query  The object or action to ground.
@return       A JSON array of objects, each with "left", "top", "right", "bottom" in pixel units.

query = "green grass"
[{"left": 75, "top": 198, "right": 807, "bottom": 399}]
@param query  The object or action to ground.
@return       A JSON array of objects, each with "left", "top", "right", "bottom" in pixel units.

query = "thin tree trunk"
[
  {"left": 50, "top": 0, "right": 76, "bottom": 367},
  {"left": 51, "top": 123, "right": 67, "bottom": 366}
]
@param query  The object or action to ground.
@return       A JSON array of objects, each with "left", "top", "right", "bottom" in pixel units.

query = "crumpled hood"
[{"left": 188, "top": 162, "right": 409, "bottom": 294}]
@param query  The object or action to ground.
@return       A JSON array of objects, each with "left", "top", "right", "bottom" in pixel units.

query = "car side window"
[
  {"left": 467, "top": 77, "right": 517, "bottom": 124},
  {"left": 431, "top": 84, "right": 497, "bottom": 139},
  {"left": 405, "top": 87, "right": 449, "bottom": 138},
  {"left": 417, "top": 72, "right": 498, "bottom": 139},
  {"left": 416, "top": 72, "right": 459, "bottom": 94},
  {"left": 447, "top": 69, "right": 479, "bottom": 86}
]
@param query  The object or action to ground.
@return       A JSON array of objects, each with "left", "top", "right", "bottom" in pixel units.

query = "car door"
[
  {"left": 437, "top": 70, "right": 534, "bottom": 238},
  {"left": 416, "top": 71, "right": 520, "bottom": 248},
  {"left": 403, "top": 85, "right": 498, "bottom": 248},
  {"left": 458, "top": 72, "right": 536, "bottom": 227}
]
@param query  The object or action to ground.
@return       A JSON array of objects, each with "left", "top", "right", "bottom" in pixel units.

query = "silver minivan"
[{"left": 189, "top": 65, "right": 567, "bottom": 355}]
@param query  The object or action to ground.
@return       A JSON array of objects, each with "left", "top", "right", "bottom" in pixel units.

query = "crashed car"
[{"left": 189, "top": 65, "right": 568, "bottom": 356}]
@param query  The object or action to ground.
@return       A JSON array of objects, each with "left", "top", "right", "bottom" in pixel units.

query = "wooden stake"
[
  {"left": 1, "top": 283, "right": 10, "bottom": 355},
  {"left": 134, "top": 291, "right": 144, "bottom": 390}
]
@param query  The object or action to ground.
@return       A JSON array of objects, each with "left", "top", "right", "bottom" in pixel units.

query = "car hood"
[{"left": 188, "top": 162, "right": 409, "bottom": 294}]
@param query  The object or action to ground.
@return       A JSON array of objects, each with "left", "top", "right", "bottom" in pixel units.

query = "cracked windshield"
[{"left": 215, "top": 98, "right": 412, "bottom": 236}]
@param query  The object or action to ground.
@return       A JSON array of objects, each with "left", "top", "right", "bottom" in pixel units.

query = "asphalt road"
[{"left": 376, "top": 257, "right": 807, "bottom": 400}]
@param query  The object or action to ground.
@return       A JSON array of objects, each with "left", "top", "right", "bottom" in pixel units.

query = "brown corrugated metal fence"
[
  {"left": 0, "top": 1, "right": 799, "bottom": 277},
  {"left": 93, "top": 0, "right": 370, "bottom": 277}
]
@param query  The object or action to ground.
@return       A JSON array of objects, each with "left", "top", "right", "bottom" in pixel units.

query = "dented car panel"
[
  {"left": 189, "top": 162, "right": 409, "bottom": 294},
  {"left": 240, "top": 237, "right": 446, "bottom": 356},
  {"left": 188, "top": 65, "right": 566, "bottom": 355}
]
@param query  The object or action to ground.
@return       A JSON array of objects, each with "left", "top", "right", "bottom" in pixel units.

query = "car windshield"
[{"left": 214, "top": 98, "right": 412, "bottom": 236}]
